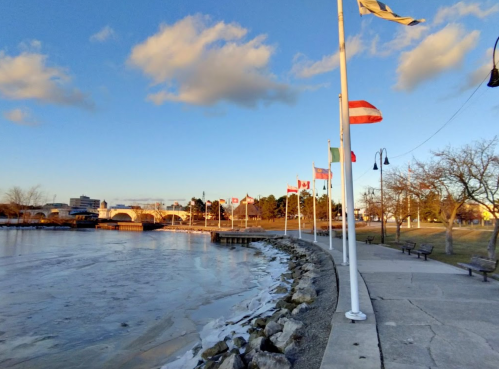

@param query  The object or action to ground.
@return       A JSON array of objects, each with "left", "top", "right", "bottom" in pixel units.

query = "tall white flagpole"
[
  {"left": 190, "top": 201, "right": 192, "bottom": 226},
  {"left": 407, "top": 163, "right": 411, "bottom": 228},
  {"left": 339, "top": 94, "right": 349, "bottom": 266},
  {"left": 231, "top": 198, "right": 234, "bottom": 229},
  {"left": 245, "top": 196, "right": 248, "bottom": 228},
  {"left": 328, "top": 140, "right": 333, "bottom": 250},
  {"left": 284, "top": 185, "right": 289, "bottom": 236},
  {"left": 337, "top": 0, "right": 365, "bottom": 321},
  {"left": 218, "top": 201, "right": 221, "bottom": 228},
  {"left": 313, "top": 162, "right": 317, "bottom": 242},
  {"left": 205, "top": 202, "right": 207, "bottom": 228},
  {"left": 297, "top": 175, "right": 302, "bottom": 239}
]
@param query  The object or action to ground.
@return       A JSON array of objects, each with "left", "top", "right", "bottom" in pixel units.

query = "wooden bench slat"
[{"left": 458, "top": 256, "right": 498, "bottom": 282}]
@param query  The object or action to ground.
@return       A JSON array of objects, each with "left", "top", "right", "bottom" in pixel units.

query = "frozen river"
[{"left": 0, "top": 228, "right": 284, "bottom": 368}]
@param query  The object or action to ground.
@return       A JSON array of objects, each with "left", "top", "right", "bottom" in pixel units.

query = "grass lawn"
[{"left": 203, "top": 218, "right": 496, "bottom": 268}]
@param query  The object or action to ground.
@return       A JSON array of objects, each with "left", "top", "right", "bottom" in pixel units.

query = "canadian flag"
[
  {"left": 298, "top": 180, "right": 310, "bottom": 190},
  {"left": 246, "top": 196, "right": 255, "bottom": 204}
]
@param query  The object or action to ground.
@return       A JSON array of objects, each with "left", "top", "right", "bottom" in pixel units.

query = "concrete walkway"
[{"left": 284, "top": 231, "right": 499, "bottom": 369}]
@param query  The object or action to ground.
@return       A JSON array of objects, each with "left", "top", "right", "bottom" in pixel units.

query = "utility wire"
[{"left": 391, "top": 68, "right": 494, "bottom": 159}]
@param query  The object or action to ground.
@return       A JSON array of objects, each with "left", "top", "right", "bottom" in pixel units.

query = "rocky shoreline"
[{"left": 193, "top": 237, "right": 338, "bottom": 369}]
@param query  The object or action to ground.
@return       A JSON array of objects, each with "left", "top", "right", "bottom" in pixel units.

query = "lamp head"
[
  {"left": 384, "top": 157, "right": 390, "bottom": 165},
  {"left": 373, "top": 162, "right": 378, "bottom": 170},
  {"left": 488, "top": 67, "right": 499, "bottom": 88}
]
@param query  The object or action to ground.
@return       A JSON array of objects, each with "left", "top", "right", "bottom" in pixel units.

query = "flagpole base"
[
  {"left": 345, "top": 311, "right": 367, "bottom": 321},
  {"left": 341, "top": 262, "right": 349, "bottom": 266}
]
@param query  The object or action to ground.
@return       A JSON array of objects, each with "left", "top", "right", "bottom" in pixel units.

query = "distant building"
[
  {"left": 70, "top": 195, "right": 100, "bottom": 209},
  {"left": 43, "top": 203, "right": 70, "bottom": 209}
]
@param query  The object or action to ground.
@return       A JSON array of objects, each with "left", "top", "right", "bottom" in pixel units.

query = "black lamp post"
[
  {"left": 373, "top": 148, "right": 389, "bottom": 244},
  {"left": 488, "top": 36, "right": 499, "bottom": 88}
]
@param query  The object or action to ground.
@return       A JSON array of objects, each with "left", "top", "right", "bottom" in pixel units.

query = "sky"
[{"left": 0, "top": 0, "right": 498, "bottom": 208}]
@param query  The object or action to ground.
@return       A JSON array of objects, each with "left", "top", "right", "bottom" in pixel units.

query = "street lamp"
[
  {"left": 487, "top": 36, "right": 499, "bottom": 88},
  {"left": 373, "top": 148, "right": 389, "bottom": 244}
]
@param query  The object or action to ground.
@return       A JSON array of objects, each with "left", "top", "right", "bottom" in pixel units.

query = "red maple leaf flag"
[
  {"left": 298, "top": 180, "right": 310, "bottom": 190},
  {"left": 349, "top": 100, "right": 382, "bottom": 124}
]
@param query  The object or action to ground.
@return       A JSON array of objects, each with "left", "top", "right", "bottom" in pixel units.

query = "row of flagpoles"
[{"left": 189, "top": 195, "right": 255, "bottom": 229}]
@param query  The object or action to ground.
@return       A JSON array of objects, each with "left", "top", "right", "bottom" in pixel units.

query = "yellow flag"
[{"left": 357, "top": 0, "right": 425, "bottom": 26}]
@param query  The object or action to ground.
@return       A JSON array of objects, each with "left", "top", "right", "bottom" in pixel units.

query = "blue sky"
[{"left": 1, "top": 0, "right": 497, "bottom": 207}]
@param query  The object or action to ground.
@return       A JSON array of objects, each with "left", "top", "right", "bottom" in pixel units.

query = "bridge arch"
[
  {"left": 112, "top": 213, "right": 133, "bottom": 221},
  {"left": 33, "top": 212, "right": 46, "bottom": 219}
]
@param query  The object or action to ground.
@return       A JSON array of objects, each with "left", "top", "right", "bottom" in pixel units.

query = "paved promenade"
[{"left": 284, "top": 231, "right": 499, "bottom": 369}]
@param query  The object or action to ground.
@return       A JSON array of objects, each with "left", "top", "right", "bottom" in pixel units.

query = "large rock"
[
  {"left": 219, "top": 353, "right": 245, "bottom": 369},
  {"left": 270, "top": 318, "right": 303, "bottom": 351},
  {"left": 264, "top": 321, "right": 282, "bottom": 337},
  {"left": 202, "top": 340, "right": 229, "bottom": 360},
  {"left": 249, "top": 351, "right": 291, "bottom": 369},
  {"left": 233, "top": 336, "right": 247, "bottom": 348},
  {"left": 291, "top": 303, "right": 309, "bottom": 316},
  {"left": 291, "top": 287, "right": 317, "bottom": 304}
]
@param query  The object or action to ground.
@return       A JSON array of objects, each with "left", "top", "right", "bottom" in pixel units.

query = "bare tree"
[
  {"left": 384, "top": 168, "right": 414, "bottom": 243},
  {"left": 433, "top": 138, "right": 499, "bottom": 258},
  {"left": 3, "top": 185, "right": 43, "bottom": 223},
  {"left": 412, "top": 157, "right": 468, "bottom": 255}
]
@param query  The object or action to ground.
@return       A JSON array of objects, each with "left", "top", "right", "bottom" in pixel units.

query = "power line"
[{"left": 391, "top": 69, "right": 493, "bottom": 159}]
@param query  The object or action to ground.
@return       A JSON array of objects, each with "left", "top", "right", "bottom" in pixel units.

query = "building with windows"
[{"left": 69, "top": 195, "right": 100, "bottom": 210}]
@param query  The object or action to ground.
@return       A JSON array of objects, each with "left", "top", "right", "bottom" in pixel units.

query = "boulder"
[
  {"left": 270, "top": 318, "right": 303, "bottom": 352},
  {"left": 249, "top": 351, "right": 291, "bottom": 369},
  {"left": 291, "top": 303, "right": 309, "bottom": 316},
  {"left": 202, "top": 341, "right": 229, "bottom": 360},
  {"left": 264, "top": 321, "right": 282, "bottom": 337},
  {"left": 291, "top": 287, "right": 317, "bottom": 304},
  {"left": 219, "top": 353, "right": 245, "bottom": 369},
  {"left": 233, "top": 336, "right": 247, "bottom": 348}
]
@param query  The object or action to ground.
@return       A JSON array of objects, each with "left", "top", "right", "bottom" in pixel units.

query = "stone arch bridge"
[{"left": 100, "top": 209, "right": 191, "bottom": 222}]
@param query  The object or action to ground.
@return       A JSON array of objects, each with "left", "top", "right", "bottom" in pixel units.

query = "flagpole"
[
  {"left": 407, "top": 163, "right": 411, "bottom": 229},
  {"left": 231, "top": 197, "right": 234, "bottom": 229},
  {"left": 205, "top": 202, "right": 207, "bottom": 228},
  {"left": 285, "top": 185, "right": 289, "bottom": 236},
  {"left": 297, "top": 175, "right": 302, "bottom": 239},
  {"left": 327, "top": 140, "right": 333, "bottom": 250},
  {"left": 190, "top": 201, "right": 192, "bottom": 227},
  {"left": 245, "top": 195, "right": 248, "bottom": 228},
  {"left": 218, "top": 201, "right": 221, "bottom": 229},
  {"left": 313, "top": 162, "right": 317, "bottom": 242},
  {"left": 339, "top": 94, "right": 349, "bottom": 266},
  {"left": 337, "top": 0, "right": 365, "bottom": 321}
]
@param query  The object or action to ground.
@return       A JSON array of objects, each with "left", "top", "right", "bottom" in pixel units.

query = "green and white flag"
[{"left": 357, "top": 0, "right": 425, "bottom": 26}]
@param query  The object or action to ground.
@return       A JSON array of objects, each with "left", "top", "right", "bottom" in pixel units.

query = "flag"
[
  {"left": 314, "top": 168, "right": 332, "bottom": 180},
  {"left": 349, "top": 100, "right": 383, "bottom": 124},
  {"left": 357, "top": 0, "right": 425, "bottom": 26},
  {"left": 246, "top": 196, "right": 254, "bottom": 204},
  {"left": 219, "top": 199, "right": 226, "bottom": 204},
  {"left": 298, "top": 180, "right": 310, "bottom": 190},
  {"left": 190, "top": 200, "right": 195, "bottom": 205},
  {"left": 174, "top": 201, "right": 179, "bottom": 206},
  {"left": 206, "top": 201, "right": 212, "bottom": 206},
  {"left": 330, "top": 148, "right": 357, "bottom": 163},
  {"left": 231, "top": 197, "right": 239, "bottom": 204},
  {"left": 330, "top": 148, "right": 341, "bottom": 163},
  {"left": 287, "top": 185, "right": 298, "bottom": 193}
]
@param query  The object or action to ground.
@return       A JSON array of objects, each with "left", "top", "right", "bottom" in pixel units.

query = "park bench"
[
  {"left": 457, "top": 256, "right": 498, "bottom": 282},
  {"left": 401, "top": 241, "right": 417, "bottom": 255},
  {"left": 365, "top": 235, "right": 375, "bottom": 244},
  {"left": 414, "top": 244, "right": 434, "bottom": 261}
]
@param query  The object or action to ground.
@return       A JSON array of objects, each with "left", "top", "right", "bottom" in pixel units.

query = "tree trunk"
[
  {"left": 395, "top": 221, "right": 401, "bottom": 243},
  {"left": 445, "top": 224, "right": 454, "bottom": 255},
  {"left": 487, "top": 218, "right": 499, "bottom": 259}
]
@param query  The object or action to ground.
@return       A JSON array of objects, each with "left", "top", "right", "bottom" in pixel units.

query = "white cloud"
[
  {"left": 434, "top": 1, "right": 499, "bottom": 25},
  {"left": 0, "top": 51, "right": 92, "bottom": 108},
  {"left": 128, "top": 15, "right": 296, "bottom": 108},
  {"left": 459, "top": 48, "right": 494, "bottom": 92},
  {"left": 371, "top": 26, "right": 429, "bottom": 56},
  {"left": 395, "top": 24, "right": 479, "bottom": 91},
  {"left": 90, "top": 26, "right": 116, "bottom": 42},
  {"left": 291, "top": 35, "right": 363, "bottom": 78},
  {"left": 3, "top": 107, "right": 38, "bottom": 125}
]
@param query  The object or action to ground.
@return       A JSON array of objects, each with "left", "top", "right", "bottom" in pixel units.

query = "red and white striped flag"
[
  {"left": 246, "top": 196, "right": 254, "bottom": 204},
  {"left": 287, "top": 185, "right": 298, "bottom": 193},
  {"left": 206, "top": 201, "right": 212, "bottom": 206},
  {"left": 298, "top": 180, "right": 310, "bottom": 190},
  {"left": 349, "top": 100, "right": 382, "bottom": 124}
]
